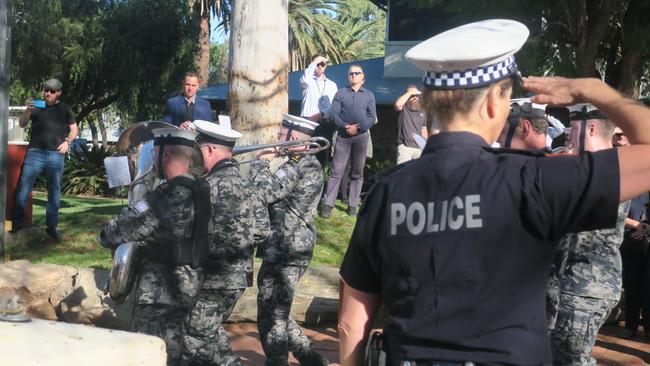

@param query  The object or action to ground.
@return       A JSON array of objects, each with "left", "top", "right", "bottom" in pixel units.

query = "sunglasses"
[
  {"left": 317, "top": 62, "right": 327, "bottom": 68},
  {"left": 349, "top": 71, "right": 363, "bottom": 76},
  {"left": 44, "top": 89, "right": 58, "bottom": 94}
]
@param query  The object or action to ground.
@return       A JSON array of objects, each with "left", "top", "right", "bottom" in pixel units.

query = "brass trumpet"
[{"left": 233, "top": 136, "right": 330, "bottom": 157}]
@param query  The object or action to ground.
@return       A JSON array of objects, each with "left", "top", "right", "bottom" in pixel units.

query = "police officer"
[
  {"left": 99, "top": 127, "right": 210, "bottom": 366},
  {"left": 251, "top": 114, "right": 328, "bottom": 366},
  {"left": 497, "top": 98, "right": 551, "bottom": 152},
  {"left": 337, "top": 19, "right": 650, "bottom": 366},
  {"left": 548, "top": 104, "right": 631, "bottom": 365},
  {"left": 181, "top": 120, "right": 265, "bottom": 366}
]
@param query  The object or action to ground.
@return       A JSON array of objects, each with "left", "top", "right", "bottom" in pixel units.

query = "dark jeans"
[
  {"left": 323, "top": 132, "right": 368, "bottom": 209},
  {"left": 13, "top": 148, "right": 65, "bottom": 230}
]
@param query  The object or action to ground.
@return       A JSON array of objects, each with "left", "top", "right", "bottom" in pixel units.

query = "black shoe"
[
  {"left": 46, "top": 228, "right": 61, "bottom": 242},
  {"left": 347, "top": 206, "right": 357, "bottom": 216},
  {"left": 9, "top": 223, "right": 23, "bottom": 234},
  {"left": 320, "top": 205, "right": 332, "bottom": 218},
  {"left": 621, "top": 328, "right": 637, "bottom": 339},
  {"left": 296, "top": 351, "right": 329, "bottom": 366}
]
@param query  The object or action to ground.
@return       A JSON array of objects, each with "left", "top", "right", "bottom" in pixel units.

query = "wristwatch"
[{"left": 64, "top": 137, "right": 71, "bottom": 143}]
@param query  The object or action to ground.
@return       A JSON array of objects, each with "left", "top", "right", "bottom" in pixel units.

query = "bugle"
[{"left": 233, "top": 136, "right": 330, "bottom": 156}]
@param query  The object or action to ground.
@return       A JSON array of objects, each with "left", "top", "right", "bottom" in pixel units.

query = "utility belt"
[
  {"left": 365, "top": 331, "right": 475, "bottom": 366},
  {"left": 144, "top": 240, "right": 197, "bottom": 266}
]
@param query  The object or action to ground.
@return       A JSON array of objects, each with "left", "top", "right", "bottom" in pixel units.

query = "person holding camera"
[{"left": 11, "top": 78, "right": 78, "bottom": 241}]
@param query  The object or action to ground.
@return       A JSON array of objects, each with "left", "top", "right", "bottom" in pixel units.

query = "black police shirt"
[
  {"left": 340, "top": 131, "right": 619, "bottom": 365},
  {"left": 29, "top": 102, "right": 76, "bottom": 151}
]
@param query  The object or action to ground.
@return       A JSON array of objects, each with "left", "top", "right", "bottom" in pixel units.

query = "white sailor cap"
[
  {"left": 193, "top": 120, "right": 243, "bottom": 147},
  {"left": 152, "top": 127, "right": 198, "bottom": 147},
  {"left": 567, "top": 104, "right": 606, "bottom": 121},
  {"left": 405, "top": 19, "right": 529, "bottom": 90},
  {"left": 281, "top": 113, "right": 319, "bottom": 136},
  {"left": 509, "top": 98, "right": 547, "bottom": 119}
]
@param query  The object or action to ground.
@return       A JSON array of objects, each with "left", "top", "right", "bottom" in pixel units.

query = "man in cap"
[
  {"left": 497, "top": 98, "right": 550, "bottom": 151},
  {"left": 163, "top": 72, "right": 214, "bottom": 129},
  {"left": 11, "top": 78, "right": 78, "bottom": 241},
  {"left": 394, "top": 84, "right": 428, "bottom": 164},
  {"left": 548, "top": 104, "right": 630, "bottom": 364},
  {"left": 337, "top": 19, "right": 650, "bottom": 366},
  {"left": 300, "top": 53, "right": 339, "bottom": 168},
  {"left": 251, "top": 113, "right": 327, "bottom": 366},
  {"left": 99, "top": 127, "right": 210, "bottom": 366},
  {"left": 182, "top": 120, "right": 266, "bottom": 365}
]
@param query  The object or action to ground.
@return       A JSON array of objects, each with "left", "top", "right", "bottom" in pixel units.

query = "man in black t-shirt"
[
  {"left": 394, "top": 85, "right": 428, "bottom": 164},
  {"left": 11, "top": 78, "right": 78, "bottom": 241}
]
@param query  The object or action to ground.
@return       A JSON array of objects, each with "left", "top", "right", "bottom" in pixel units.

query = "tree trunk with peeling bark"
[
  {"left": 228, "top": 0, "right": 288, "bottom": 166},
  {"left": 196, "top": 12, "right": 211, "bottom": 86}
]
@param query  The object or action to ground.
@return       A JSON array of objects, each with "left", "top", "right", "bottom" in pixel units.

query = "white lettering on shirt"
[{"left": 389, "top": 195, "right": 483, "bottom": 236}]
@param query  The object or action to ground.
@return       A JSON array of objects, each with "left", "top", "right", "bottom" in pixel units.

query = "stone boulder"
[{"left": 0, "top": 260, "right": 133, "bottom": 329}]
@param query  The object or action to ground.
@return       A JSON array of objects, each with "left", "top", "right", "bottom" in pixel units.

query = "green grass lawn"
[{"left": 6, "top": 192, "right": 356, "bottom": 270}]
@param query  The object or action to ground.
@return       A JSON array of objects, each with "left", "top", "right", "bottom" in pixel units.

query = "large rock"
[
  {"left": 0, "top": 260, "right": 133, "bottom": 329},
  {"left": 0, "top": 318, "right": 166, "bottom": 366},
  {"left": 0, "top": 260, "right": 340, "bottom": 328}
]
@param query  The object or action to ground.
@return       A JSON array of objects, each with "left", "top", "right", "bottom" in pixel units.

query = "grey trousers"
[{"left": 323, "top": 132, "right": 369, "bottom": 208}]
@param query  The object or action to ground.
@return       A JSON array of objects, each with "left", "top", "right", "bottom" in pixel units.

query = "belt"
[{"left": 400, "top": 362, "right": 475, "bottom": 366}]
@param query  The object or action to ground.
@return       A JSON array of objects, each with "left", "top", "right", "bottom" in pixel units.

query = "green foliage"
[
  {"left": 286, "top": 0, "right": 386, "bottom": 70},
  {"left": 335, "top": 0, "right": 386, "bottom": 62},
  {"left": 62, "top": 146, "right": 125, "bottom": 197},
  {"left": 11, "top": 0, "right": 197, "bottom": 123},
  {"left": 209, "top": 42, "right": 229, "bottom": 84}
]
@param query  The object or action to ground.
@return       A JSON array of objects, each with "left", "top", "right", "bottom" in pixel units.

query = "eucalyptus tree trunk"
[{"left": 228, "top": 0, "right": 289, "bottom": 167}]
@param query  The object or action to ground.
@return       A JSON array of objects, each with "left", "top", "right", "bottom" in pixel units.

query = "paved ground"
[
  {"left": 226, "top": 262, "right": 650, "bottom": 366},
  {"left": 226, "top": 322, "right": 650, "bottom": 366}
]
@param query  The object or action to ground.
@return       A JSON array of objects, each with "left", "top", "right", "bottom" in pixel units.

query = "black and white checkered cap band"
[{"left": 423, "top": 56, "right": 518, "bottom": 90}]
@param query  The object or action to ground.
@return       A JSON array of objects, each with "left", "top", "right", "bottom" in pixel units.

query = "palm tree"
[
  {"left": 288, "top": 0, "right": 341, "bottom": 70},
  {"left": 189, "top": 0, "right": 230, "bottom": 86}
]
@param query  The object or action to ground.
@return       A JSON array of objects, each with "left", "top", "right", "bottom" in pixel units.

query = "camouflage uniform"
[
  {"left": 183, "top": 159, "right": 267, "bottom": 366},
  {"left": 251, "top": 154, "right": 326, "bottom": 366},
  {"left": 549, "top": 201, "right": 631, "bottom": 365},
  {"left": 100, "top": 175, "right": 203, "bottom": 366}
]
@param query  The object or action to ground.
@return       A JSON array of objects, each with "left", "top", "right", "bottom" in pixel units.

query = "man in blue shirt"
[
  {"left": 320, "top": 64, "right": 377, "bottom": 217},
  {"left": 300, "top": 54, "right": 338, "bottom": 168},
  {"left": 163, "top": 72, "right": 214, "bottom": 129}
]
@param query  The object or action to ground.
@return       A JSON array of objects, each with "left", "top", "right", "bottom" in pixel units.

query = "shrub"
[{"left": 62, "top": 145, "right": 126, "bottom": 197}]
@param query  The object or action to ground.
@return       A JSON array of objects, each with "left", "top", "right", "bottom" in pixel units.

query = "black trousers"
[{"left": 621, "top": 232, "right": 650, "bottom": 332}]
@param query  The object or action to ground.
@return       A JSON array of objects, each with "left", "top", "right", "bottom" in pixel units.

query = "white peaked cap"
[
  {"left": 194, "top": 120, "right": 243, "bottom": 147},
  {"left": 282, "top": 113, "right": 319, "bottom": 136},
  {"left": 406, "top": 19, "right": 529, "bottom": 90}
]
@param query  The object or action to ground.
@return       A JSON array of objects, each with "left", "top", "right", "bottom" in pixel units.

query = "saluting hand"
[{"left": 523, "top": 76, "right": 592, "bottom": 106}]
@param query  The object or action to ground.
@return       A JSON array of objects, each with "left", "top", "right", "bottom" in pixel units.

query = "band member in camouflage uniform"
[
  {"left": 99, "top": 128, "right": 209, "bottom": 366},
  {"left": 251, "top": 114, "right": 328, "bottom": 366},
  {"left": 549, "top": 104, "right": 631, "bottom": 365},
  {"left": 182, "top": 120, "right": 268, "bottom": 365}
]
